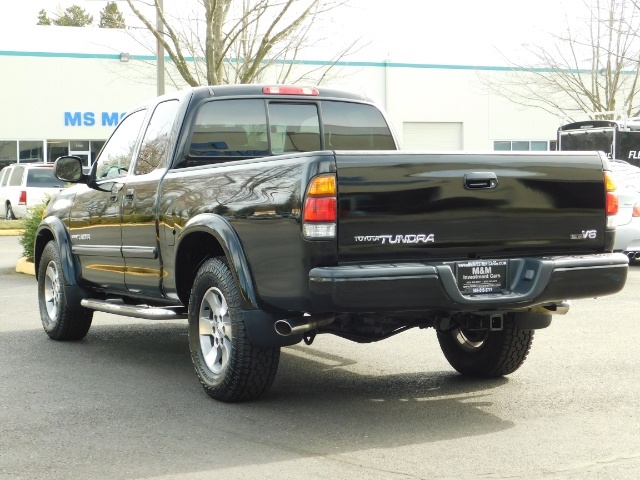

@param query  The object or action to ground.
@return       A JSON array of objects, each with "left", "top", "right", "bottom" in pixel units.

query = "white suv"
[{"left": 0, "top": 163, "right": 64, "bottom": 220}]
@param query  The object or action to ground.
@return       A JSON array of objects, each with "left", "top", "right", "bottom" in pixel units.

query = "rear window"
[
  {"left": 559, "top": 129, "right": 614, "bottom": 155},
  {"left": 610, "top": 161, "right": 640, "bottom": 192},
  {"left": 183, "top": 98, "right": 395, "bottom": 167},
  {"left": 322, "top": 101, "right": 396, "bottom": 150},
  {"left": 25, "top": 168, "right": 63, "bottom": 187}
]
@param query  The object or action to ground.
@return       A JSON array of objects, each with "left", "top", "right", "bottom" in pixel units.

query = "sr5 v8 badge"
[
  {"left": 354, "top": 234, "right": 435, "bottom": 244},
  {"left": 570, "top": 230, "right": 597, "bottom": 240}
]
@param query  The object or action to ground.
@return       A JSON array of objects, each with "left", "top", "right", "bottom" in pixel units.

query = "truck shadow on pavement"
[{"left": 0, "top": 320, "right": 513, "bottom": 479}]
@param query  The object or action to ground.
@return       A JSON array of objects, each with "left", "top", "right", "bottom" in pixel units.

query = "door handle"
[
  {"left": 124, "top": 189, "right": 135, "bottom": 202},
  {"left": 464, "top": 172, "right": 498, "bottom": 190}
]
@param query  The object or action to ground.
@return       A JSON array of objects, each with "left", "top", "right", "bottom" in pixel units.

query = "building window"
[
  {"left": 0, "top": 141, "right": 17, "bottom": 169},
  {"left": 494, "top": 140, "right": 553, "bottom": 151},
  {"left": 531, "top": 141, "right": 548, "bottom": 151},
  {"left": 19, "top": 141, "right": 44, "bottom": 162},
  {"left": 493, "top": 141, "right": 511, "bottom": 151},
  {"left": 90, "top": 141, "right": 105, "bottom": 164},
  {"left": 48, "top": 140, "right": 69, "bottom": 163},
  {"left": 512, "top": 141, "right": 529, "bottom": 151}
]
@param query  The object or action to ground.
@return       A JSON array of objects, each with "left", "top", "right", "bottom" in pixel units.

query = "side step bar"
[{"left": 81, "top": 299, "right": 188, "bottom": 320}]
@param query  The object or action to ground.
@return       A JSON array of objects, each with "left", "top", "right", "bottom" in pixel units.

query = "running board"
[{"left": 81, "top": 299, "right": 188, "bottom": 320}]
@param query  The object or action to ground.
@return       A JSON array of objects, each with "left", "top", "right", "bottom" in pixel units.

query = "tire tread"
[
  {"left": 38, "top": 241, "right": 93, "bottom": 341},
  {"left": 189, "top": 258, "right": 280, "bottom": 402},
  {"left": 437, "top": 315, "right": 534, "bottom": 378}
]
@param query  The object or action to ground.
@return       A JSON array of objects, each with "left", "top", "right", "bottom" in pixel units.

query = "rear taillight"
[
  {"left": 302, "top": 174, "right": 336, "bottom": 239},
  {"left": 633, "top": 203, "right": 640, "bottom": 218},
  {"left": 18, "top": 191, "right": 27, "bottom": 205},
  {"left": 605, "top": 171, "right": 618, "bottom": 227}
]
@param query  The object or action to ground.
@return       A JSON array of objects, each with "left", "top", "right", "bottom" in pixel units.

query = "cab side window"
[
  {"left": 95, "top": 109, "right": 147, "bottom": 179},
  {"left": 135, "top": 100, "right": 180, "bottom": 175},
  {"left": 8, "top": 166, "right": 25, "bottom": 186},
  {"left": 188, "top": 99, "right": 268, "bottom": 161},
  {"left": 0, "top": 168, "right": 9, "bottom": 187}
]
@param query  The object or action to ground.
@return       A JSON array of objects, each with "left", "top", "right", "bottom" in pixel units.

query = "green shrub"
[{"left": 19, "top": 197, "right": 50, "bottom": 262}]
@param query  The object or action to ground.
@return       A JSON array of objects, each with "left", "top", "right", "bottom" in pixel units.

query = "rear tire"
[
  {"left": 37, "top": 241, "right": 93, "bottom": 340},
  {"left": 6, "top": 202, "right": 16, "bottom": 220},
  {"left": 188, "top": 257, "right": 280, "bottom": 402},
  {"left": 437, "top": 314, "right": 533, "bottom": 377}
]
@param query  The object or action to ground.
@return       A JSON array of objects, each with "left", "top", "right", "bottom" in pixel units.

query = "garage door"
[{"left": 402, "top": 122, "right": 463, "bottom": 150}]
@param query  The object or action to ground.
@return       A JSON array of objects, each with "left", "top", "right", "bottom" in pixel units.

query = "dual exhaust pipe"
[
  {"left": 274, "top": 313, "right": 335, "bottom": 337},
  {"left": 627, "top": 252, "right": 640, "bottom": 260}
]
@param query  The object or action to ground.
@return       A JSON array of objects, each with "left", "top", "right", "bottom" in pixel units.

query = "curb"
[
  {"left": 1, "top": 231, "right": 34, "bottom": 275},
  {"left": 0, "top": 230, "right": 24, "bottom": 236},
  {"left": 16, "top": 257, "right": 35, "bottom": 276}
]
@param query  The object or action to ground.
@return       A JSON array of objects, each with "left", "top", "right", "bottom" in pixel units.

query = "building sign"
[
  {"left": 64, "top": 112, "right": 127, "bottom": 127},
  {"left": 71, "top": 141, "right": 89, "bottom": 150}
]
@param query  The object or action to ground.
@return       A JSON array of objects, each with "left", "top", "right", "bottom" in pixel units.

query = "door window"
[
  {"left": 135, "top": 100, "right": 180, "bottom": 175},
  {"left": 95, "top": 109, "right": 147, "bottom": 179}
]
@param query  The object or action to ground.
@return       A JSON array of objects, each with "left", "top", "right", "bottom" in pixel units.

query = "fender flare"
[
  {"left": 35, "top": 217, "right": 80, "bottom": 287},
  {"left": 176, "top": 213, "right": 259, "bottom": 311},
  {"left": 176, "top": 214, "right": 303, "bottom": 348}
]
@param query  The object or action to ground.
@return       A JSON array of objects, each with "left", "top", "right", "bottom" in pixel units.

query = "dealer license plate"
[{"left": 456, "top": 260, "right": 508, "bottom": 294}]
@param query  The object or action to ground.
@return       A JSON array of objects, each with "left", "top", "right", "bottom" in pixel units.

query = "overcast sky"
[{"left": 7, "top": 0, "right": 572, "bottom": 65}]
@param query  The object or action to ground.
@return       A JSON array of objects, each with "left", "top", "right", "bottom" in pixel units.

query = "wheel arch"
[
  {"left": 174, "top": 213, "right": 259, "bottom": 311},
  {"left": 35, "top": 217, "right": 80, "bottom": 286}
]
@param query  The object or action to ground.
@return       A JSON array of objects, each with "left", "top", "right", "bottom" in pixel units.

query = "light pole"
[{"left": 157, "top": 0, "right": 165, "bottom": 96}]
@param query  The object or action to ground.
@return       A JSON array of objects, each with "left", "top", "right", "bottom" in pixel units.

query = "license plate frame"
[{"left": 456, "top": 259, "right": 508, "bottom": 295}]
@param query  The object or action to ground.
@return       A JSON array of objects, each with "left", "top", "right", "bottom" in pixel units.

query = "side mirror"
[{"left": 53, "top": 156, "right": 87, "bottom": 183}]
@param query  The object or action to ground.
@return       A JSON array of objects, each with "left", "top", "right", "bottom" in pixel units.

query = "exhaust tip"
[
  {"left": 274, "top": 320, "right": 293, "bottom": 336},
  {"left": 274, "top": 314, "right": 335, "bottom": 336}
]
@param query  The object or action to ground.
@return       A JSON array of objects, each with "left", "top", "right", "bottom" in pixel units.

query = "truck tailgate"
[{"left": 336, "top": 151, "right": 609, "bottom": 263}]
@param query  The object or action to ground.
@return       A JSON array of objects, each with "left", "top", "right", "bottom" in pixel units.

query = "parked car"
[
  {"left": 609, "top": 160, "right": 640, "bottom": 260},
  {"left": 0, "top": 163, "right": 64, "bottom": 220}
]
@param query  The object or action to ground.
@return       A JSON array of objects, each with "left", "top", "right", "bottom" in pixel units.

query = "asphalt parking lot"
[{"left": 1, "top": 235, "right": 639, "bottom": 479}]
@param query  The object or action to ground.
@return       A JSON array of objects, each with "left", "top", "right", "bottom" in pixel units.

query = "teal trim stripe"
[
  {"left": 0, "top": 49, "right": 605, "bottom": 73},
  {"left": 0, "top": 50, "right": 158, "bottom": 61}
]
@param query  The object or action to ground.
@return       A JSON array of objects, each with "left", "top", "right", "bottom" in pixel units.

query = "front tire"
[
  {"left": 38, "top": 241, "right": 93, "bottom": 340},
  {"left": 188, "top": 258, "right": 280, "bottom": 402},
  {"left": 437, "top": 314, "right": 533, "bottom": 377}
]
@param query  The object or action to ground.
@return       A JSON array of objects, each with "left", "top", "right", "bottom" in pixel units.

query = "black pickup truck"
[{"left": 36, "top": 84, "right": 628, "bottom": 402}]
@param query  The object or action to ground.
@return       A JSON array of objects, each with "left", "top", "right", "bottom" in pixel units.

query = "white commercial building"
[{"left": 0, "top": 25, "right": 559, "bottom": 169}]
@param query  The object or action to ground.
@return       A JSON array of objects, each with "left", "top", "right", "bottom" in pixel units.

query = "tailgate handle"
[{"left": 464, "top": 172, "right": 498, "bottom": 190}]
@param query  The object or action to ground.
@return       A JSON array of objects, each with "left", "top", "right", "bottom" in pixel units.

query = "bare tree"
[
  {"left": 124, "top": 0, "right": 358, "bottom": 87},
  {"left": 480, "top": 0, "right": 640, "bottom": 121}
]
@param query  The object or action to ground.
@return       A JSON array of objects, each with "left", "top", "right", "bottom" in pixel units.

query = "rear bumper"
[{"left": 308, "top": 253, "right": 628, "bottom": 313}]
